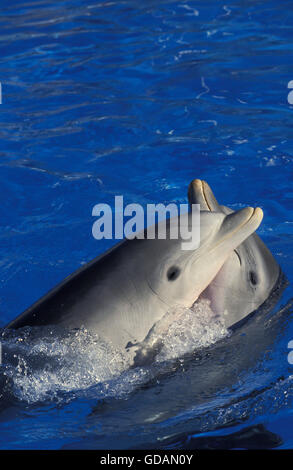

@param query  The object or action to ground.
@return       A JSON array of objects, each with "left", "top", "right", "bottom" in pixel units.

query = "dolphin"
[
  {"left": 5, "top": 200, "right": 263, "bottom": 362},
  {"left": 188, "top": 179, "right": 281, "bottom": 327}
]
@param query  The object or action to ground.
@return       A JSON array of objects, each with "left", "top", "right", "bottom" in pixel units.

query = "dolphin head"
[
  {"left": 187, "top": 179, "right": 280, "bottom": 327},
  {"left": 144, "top": 204, "right": 264, "bottom": 320}
]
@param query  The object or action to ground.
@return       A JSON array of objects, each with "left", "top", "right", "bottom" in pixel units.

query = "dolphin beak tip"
[
  {"left": 254, "top": 206, "right": 264, "bottom": 222},
  {"left": 189, "top": 179, "right": 203, "bottom": 189},
  {"left": 244, "top": 206, "right": 264, "bottom": 230}
]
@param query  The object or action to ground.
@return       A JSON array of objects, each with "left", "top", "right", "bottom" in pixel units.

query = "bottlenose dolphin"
[
  {"left": 188, "top": 179, "right": 280, "bottom": 327},
  {"left": 5, "top": 201, "right": 263, "bottom": 362}
]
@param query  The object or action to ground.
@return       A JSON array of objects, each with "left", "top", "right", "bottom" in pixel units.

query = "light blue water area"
[{"left": 0, "top": 0, "right": 292, "bottom": 449}]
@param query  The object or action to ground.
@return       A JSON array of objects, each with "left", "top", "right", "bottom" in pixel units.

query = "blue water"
[{"left": 0, "top": 0, "right": 292, "bottom": 450}]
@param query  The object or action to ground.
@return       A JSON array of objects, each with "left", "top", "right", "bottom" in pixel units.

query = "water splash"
[
  {"left": 134, "top": 299, "right": 229, "bottom": 365},
  {"left": 0, "top": 299, "right": 229, "bottom": 404}
]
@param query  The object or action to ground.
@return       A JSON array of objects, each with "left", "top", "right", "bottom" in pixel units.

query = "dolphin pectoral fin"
[
  {"left": 131, "top": 306, "right": 183, "bottom": 367},
  {"left": 132, "top": 339, "right": 164, "bottom": 368}
]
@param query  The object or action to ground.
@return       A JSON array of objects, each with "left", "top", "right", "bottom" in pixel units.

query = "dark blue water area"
[{"left": 0, "top": 0, "right": 292, "bottom": 450}]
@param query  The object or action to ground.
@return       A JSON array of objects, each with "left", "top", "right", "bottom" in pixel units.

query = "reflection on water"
[{"left": 0, "top": 0, "right": 292, "bottom": 449}]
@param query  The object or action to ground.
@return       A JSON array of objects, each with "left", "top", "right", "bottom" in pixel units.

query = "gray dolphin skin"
[
  {"left": 5, "top": 191, "right": 263, "bottom": 360},
  {"left": 188, "top": 179, "right": 280, "bottom": 327}
]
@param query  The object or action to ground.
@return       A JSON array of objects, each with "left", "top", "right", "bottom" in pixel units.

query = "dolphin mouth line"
[
  {"left": 194, "top": 206, "right": 262, "bottom": 263},
  {"left": 201, "top": 180, "right": 213, "bottom": 211},
  {"left": 221, "top": 207, "right": 261, "bottom": 241}
]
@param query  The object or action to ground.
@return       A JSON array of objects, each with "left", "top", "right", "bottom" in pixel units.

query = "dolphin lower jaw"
[{"left": 195, "top": 279, "right": 225, "bottom": 319}]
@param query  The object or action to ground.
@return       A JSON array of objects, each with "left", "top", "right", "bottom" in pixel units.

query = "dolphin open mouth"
[
  {"left": 188, "top": 179, "right": 264, "bottom": 322},
  {"left": 192, "top": 208, "right": 262, "bottom": 315}
]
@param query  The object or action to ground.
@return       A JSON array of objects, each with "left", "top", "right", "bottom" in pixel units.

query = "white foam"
[
  {"left": 2, "top": 328, "right": 126, "bottom": 403},
  {"left": 1, "top": 299, "right": 229, "bottom": 403},
  {"left": 147, "top": 299, "right": 229, "bottom": 363}
]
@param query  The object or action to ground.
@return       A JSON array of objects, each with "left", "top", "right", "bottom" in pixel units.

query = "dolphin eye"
[
  {"left": 249, "top": 271, "right": 258, "bottom": 286},
  {"left": 167, "top": 266, "right": 180, "bottom": 281}
]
